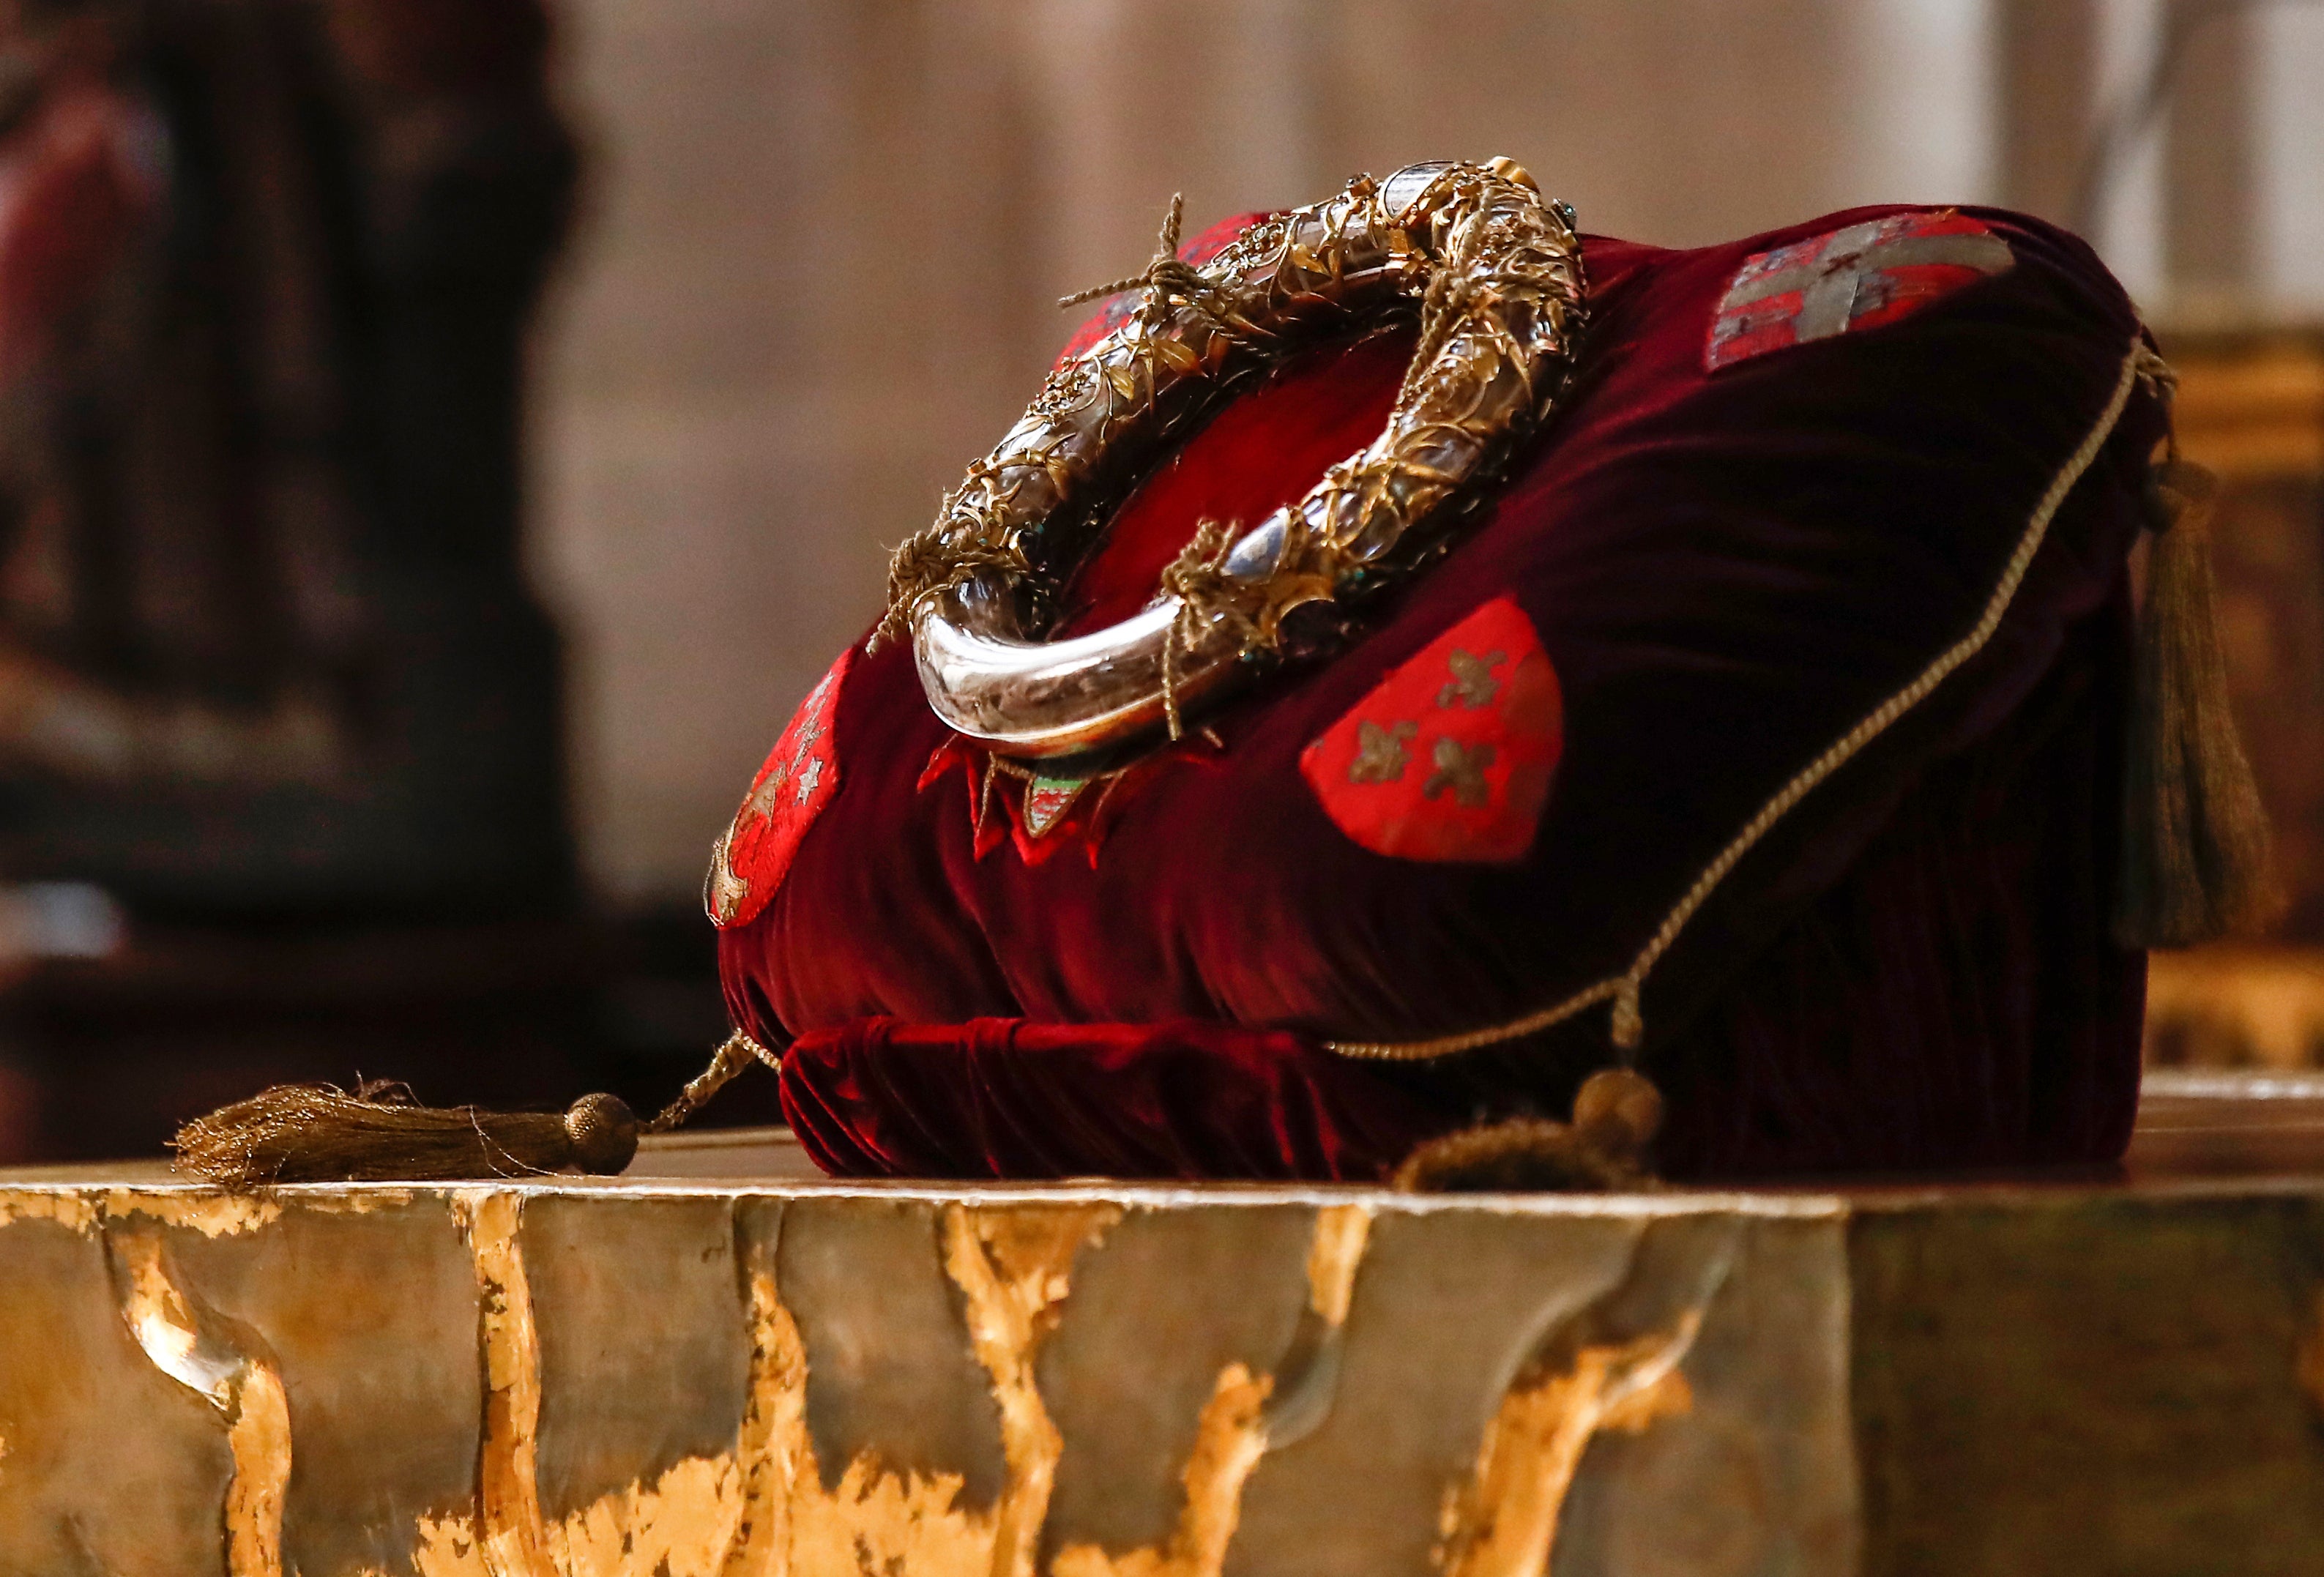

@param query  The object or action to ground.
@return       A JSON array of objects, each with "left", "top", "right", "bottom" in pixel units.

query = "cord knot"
[
  {"left": 1156, "top": 518, "right": 1262, "bottom": 741},
  {"left": 1059, "top": 193, "right": 1232, "bottom": 328}
]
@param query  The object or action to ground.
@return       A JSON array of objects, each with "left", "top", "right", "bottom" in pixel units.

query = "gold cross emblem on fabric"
[
  {"left": 1347, "top": 719, "right": 1418, "bottom": 783},
  {"left": 745, "top": 716, "right": 827, "bottom": 820},
  {"left": 1437, "top": 647, "right": 1506, "bottom": 709},
  {"left": 790, "top": 754, "right": 824, "bottom": 805},
  {"left": 1423, "top": 736, "right": 1496, "bottom": 806}
]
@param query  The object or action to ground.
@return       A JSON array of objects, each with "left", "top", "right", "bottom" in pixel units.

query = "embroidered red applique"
[
  {"left": 1301, "top": 597, "right": 1563, "bottom": 862},
  {"left": 918, "top": 737, "right": 1169, "bottom": 868},
  {"left": 1705, "top": 210, "right": 2014, "bottom": 371},
  {"left": 706, "top": 650, "right": 851, "bottom": 928}
]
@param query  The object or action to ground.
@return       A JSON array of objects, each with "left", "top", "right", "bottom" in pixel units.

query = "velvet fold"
[{"left": 778, "top": 1017, "right": 1463, "bottom": 1182}]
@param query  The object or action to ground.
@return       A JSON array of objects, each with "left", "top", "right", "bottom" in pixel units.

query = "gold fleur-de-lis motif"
[
  {"left": 1437, "top": 648, "right": 1508, "bottom": 710},
  {"left": 1423, "top": 736, "right": 1497, "bottom": 807},
  {"left": 1348, "top": 719, "right": 1418, "bottom": 783}
]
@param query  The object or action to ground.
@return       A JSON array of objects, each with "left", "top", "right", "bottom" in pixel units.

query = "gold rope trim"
[
  {"left": 1328, "top": 335, "right": 2148, "bottom": 1062},
  {"left": 645, "top": 1029, "right": 786, "bottom": 1133}
]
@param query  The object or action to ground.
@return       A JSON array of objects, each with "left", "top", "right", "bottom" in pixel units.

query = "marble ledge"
[{"left": 2, "top": 1089, "right": 2323, "bottom": 1576}]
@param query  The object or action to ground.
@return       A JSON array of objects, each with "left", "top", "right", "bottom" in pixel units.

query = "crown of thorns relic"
[{"left": 878, "top": 158, "right": 1584, "bottom": 758}]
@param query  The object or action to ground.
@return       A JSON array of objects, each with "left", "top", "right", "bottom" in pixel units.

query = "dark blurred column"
[
  {"left": 1997, "top": 0, "right": 2100, "bottom": 228},
  {"left": 2163, "top": 0, "right": 2257, "bottom": 302},
  {"left": 0, "top": 0, "right": 604, "bottom": 1168},
  {"left": 319, "top": 0, "right": 581, "bottom": 917}
]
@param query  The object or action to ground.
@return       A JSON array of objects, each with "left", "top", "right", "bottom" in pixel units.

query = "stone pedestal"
[{"left": 2, "top": 1075, "right": 2321, "bottom": 1576}]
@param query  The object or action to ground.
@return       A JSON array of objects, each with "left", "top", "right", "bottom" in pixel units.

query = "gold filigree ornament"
[{"left": 876, "top": 158, "right": 1587, "bottom": 761}]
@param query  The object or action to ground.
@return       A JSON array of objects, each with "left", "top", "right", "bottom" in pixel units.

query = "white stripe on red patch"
[{"left": 1706, "top": 210, "right": 2013, "bottom": 371}]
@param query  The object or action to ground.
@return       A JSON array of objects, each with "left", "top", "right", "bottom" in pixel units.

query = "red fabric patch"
[
  {"left": 1300, "top": 597, "right": 1563, "bottom": 862},
  {"left": 709, "top": 650, "right": 850, "bottom": 928},
  {"left": 1706, "top": 210, "right": 2013, "bottom": 371}
]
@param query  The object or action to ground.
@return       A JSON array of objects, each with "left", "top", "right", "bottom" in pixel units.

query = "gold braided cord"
[
  {"left": 2132, "top": 341, "right": 2177, "bottom": 403},
  {"left": 876, "top": 461, "right": 1036, "bottom": 653},
  {"left": 1155, "top": 512, "right": 1338, "bottom": 740},
  {"left": 1328, "top": 335, "right": 2149, "bottom": 1064},
  {"left": 1056, "top": 193, "right": 1222, "bottom": 319},
  {"left": 1156, "top": 518, "right": 1248, "bottom": 742},
  {"left": 645, "top": 1029, "right": 786, "bottom": 1134},
  {"left": 1396, "top": 198, "right": 1501, "bottom": 411}
]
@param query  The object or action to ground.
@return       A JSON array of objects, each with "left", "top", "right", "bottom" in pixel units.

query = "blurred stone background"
[{"left": 1, "top": 0, "right": 2321, "bottom": 1159}]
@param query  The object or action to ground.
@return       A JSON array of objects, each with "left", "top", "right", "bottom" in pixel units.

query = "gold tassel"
[
  {"left": 1392, "top": 1067, "right": 1664, "bottom": 1192},
  {"left": 171, "top": 1083, "right": 640, "bottom": 1187},
  {"left": 168, "top": 1029, "right": 786, "bottom": 1188},
  {"left": 2113, "top": 447, "right": 2284, "bottom": 947}
]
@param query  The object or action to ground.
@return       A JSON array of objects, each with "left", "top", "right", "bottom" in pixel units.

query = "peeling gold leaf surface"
[
  {"left": 106, "top": 1225, "right": 292, "bottom": 1576},
  {"left": 108, "top": 1189, "right": 283, "bottom": 1238},
  {"left": 1051, "top": 1363, "right": 1272, "bottom": 1577},
  {"left": 1305, "top": 1204, "right": 1371, "bottom": 1327},
  {"left": 0, "top": 1192, "right": 99, "bottom": 1232},
  {"left": 226, "top": 1363, "right": 291, "bottom": 1577},
  {"left": 1436, "top": 1313, "right": 1702, "bottom": 1577},
  {"left": 30, "top": 1185, "right": 1746, "bottom": 1577}
]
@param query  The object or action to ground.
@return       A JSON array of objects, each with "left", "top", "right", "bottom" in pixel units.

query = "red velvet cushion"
[{"left": 717, "top": 204, "right": 2164, "bottom": 1181}]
